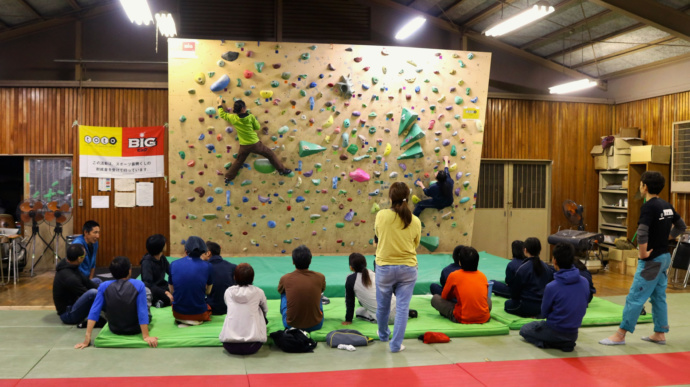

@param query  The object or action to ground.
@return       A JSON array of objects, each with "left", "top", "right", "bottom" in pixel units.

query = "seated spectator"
[
  {"left": 204, "top": 241, "right": 237, "bottom": 315},
  {"left": 74, "top": 256, "right": 157, "bottom": 349},
  {"left": 278, "top": 245, "right": 326, "bottom": 332},
  {"left": 431, "top": 246, "right": 491, "bottom": 324},
  {"left": 520, "top": 243, "right": 589, "bottom": 352},
  {"left": 169, "top": 236, "right": 212, "bottom": 325},
  {"left": 343, "top": 253, "right": 398, "bottom": 325},
  {"left": 53, "top": 244, "right": 99, "bottom": 326},
  {"left": 429, "top": 245, "right": 464, "bottom": 297},
  {"left": 219, "top": 263, "right": 267, "bottom": 355},
  {"left": 492, "top": 240, "right": 525, "bottom": 298},
  {"left": 573, "top": 259, "right": 596, "bottom": 304},
  {"left": 505, "top": 237, "right": 553, "bottom": 318},
  {"left": 140, "top": 234, "right": 173, "bottom": 308},
  {"left": 72, "top": 220, "right": 102, "bottom": 286}
]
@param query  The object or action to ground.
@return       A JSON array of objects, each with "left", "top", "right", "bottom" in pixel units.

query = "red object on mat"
[{"left": 422, "top": 332, "right": 451, "bottom": 344}]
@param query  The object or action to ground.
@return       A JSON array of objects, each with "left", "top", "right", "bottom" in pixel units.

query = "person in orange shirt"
[{"left": 431, "top": 246, "right": 491, "bottom": 324}]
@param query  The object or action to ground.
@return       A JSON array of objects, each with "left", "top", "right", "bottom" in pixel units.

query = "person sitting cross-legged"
[
  {"left": 278, "top": 245, "right": 326, "bottom": 332},
  {"left": 74, "top": 256, "right": 157, "bottom": 349},
  {"left": 431, "top": 246, "right": 491, "bottom": 324},
  {"left": 520, "top": 243, "right": 589, "bottom": 352},
  {"left": 169, "top": 236, "right": 213, "bottom": 326},
  {"left": 53, "top": 244, "right": 100, "bottom": 326}
]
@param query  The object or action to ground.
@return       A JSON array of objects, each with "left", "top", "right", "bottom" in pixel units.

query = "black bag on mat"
[
  {"left": 270, "top": 328, "right": 318, "bottom": 353},
  {"left": 325, "top": 329, "right": 373, "bottom": 348}
]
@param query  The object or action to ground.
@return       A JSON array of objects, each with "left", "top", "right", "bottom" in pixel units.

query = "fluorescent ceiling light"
[
  {"left": 549, "top": 79, "right": 598, "bottom": 94},
  {"left": 395, "top": 17, "right": 426, "bottom": 40},
  {"left": 155, "top": 12, "right": 177, "bottom": 37},
  {"left": 120, "top": 0, "right": 153, "bottom": 25},
  {"left": 484, "top": 1, "right": 554, "bottom": 37}
]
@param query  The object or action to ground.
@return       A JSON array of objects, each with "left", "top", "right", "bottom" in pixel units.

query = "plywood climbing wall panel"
[{"left": 168, "top": 39, "right": 490, "bottom": 255}]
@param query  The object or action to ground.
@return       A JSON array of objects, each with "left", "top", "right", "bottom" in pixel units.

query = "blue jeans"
[
  {"left": 280, "top": 293, "right": 323, "bottom": 332},
  {"left": 375, "top": 264, "right": 417, "bottom": 352},
  {"left": 621, "top": 253, "right": 671, "bottom": 333},
  {"left": 91, "top": 278, "right": 102, "bottom": 287},
  {"left": 59, "top": 288, "right": 98, "bottom": 325}
]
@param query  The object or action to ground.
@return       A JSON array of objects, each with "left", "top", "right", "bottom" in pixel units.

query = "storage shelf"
[
  {"left": 601, "top": 224, "right": 627, "bottom": 232},
  {"left": 599, "top": 189, "right": 628, "bottom": 194},
  {"left": 600, "top": 207, "right": 628, "bottom": 213}
]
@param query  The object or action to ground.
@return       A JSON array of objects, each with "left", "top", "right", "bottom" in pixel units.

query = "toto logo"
[{"left": 84, "top": 135, "right": 116, "bottom": 145}]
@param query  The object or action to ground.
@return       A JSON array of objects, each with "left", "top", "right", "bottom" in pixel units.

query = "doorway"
[
  {"left": 473, "top": 160, "right": 551, "bottom": 260},
  {"left": 0, "top": 156, "right": 24, "bottom": 226}
]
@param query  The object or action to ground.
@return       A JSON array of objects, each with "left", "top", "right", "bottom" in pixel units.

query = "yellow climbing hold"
[
  {"left": 259, "top": 90, "right": 273, "bottom": 99},
  {"left": 383, "top": 143, "right": 392, "bottom": 156},
  {"left": 411, "top": 195, "right": 421, "bottom": 204},
  {"left": 323, "top": 115, "right": 334, "bottom": 128},
  {"left": 449, "top": 163, "right": 457, "bottom": 172},
  {"left": 195, "top": 72, "right": 206, "bottom": 85}
]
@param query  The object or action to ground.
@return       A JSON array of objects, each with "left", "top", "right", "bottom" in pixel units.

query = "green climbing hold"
[
  {"left": 368, "top": 112, "right": 377, "bottom": 118},
  {"left": 346, "top": 143, "right": 359, "bottom": 155},
  {"left": 369, "top": 239, "right": 374, "bottom": 245},
  {"left": 369, "top": 127, "right": 377, "bottom": 134},
  {"left": 271, "top": 135, "right": 278, "bottom": 142},
  {"left": 254, "top": 159, "right": 277, "bottom": 174},
  {"left": 451, "top": 145, "right": 457, "bottom": 156},
  {"left": 171, "top": 180, "right": 176, "bottom": 184},
  {"left": 336, "top": 222, "right": 345, "bottom": 228},
  {"left": 241, "top": 180, "right": 252, "bottom": 186},
  {"left": 299, "top": 89, "right": 306, "bottom": 97},
  {"left": 397, "top": 142, "right": 424, "bottom": 160},
  {"left": 188, "top": 180, "right": 195, "bottom": 184},
  {"left": 270, "top": 80, "right": 279, "bottom": 88},
  {"left": 343, "top": 119, "right": 351, "bottom": 128},
  {"left": 311, "top": 179, "right": 321, "bottom": 186},
  {"left": 178, "top": 151, "right": 185, "bottom": 160},
  {"left": 214, "top": 187, "right": 223, "bottom": 194},
  {"left": 460, "top": 197, "right": 470, "bottom": 203},
  {"left": 398, "top": 108, "right": 418, "bottom": 136},
  {"left": 244, "top": 90, "right": 252, "bottom": 96},
  {"left": 451, "top": 222, "right": 457, "bottom": 228},
  {"left": 455, "top": 96, "right": 463, "bottom": 105},
  {"left": 338, "top": 190, "right": 347, "bottom": 195},
  {"left": 202, "top": 214, "right": 218, "bottom": 220},
  {"left": 301, "top": 53, "right": 310, "bottom": 60},
  {"left": 188, "top": 89, "right": 196, "bottom": 94},
  {"left": 434, "top": 147, "right": 441, "bottom": 153},
  {"left": 281, "top": 72, "right": 291, "bottom": 80},
  {"left": 255, "top": 62, "right": 265, "bottom": 73},
  {"left": 179, "top": 115, "right": 186, "bottom": 122},
  {"left": 278, "top": 126, "right": 289, "bottom": 135},
  {"left": 224, "top": 162, "right": 232, "bottom": 169},
  {"left": 170, "top": 196, "right": 177, "bottom": 203},
  {"left": 237, "top": 78, "right": 242, "bottom": 87},
  {"left": 298, "top": 140, "right": 327, "bottom": 157},
  {"left": 400, "top": 124, "right": 425, "bottom": 148},
  {"left": 310, "top": 214, "right": 321, "bottom": 220},
  {"left": 354, "top": 155, "right": 370, "bottom": 161},
  {"left": 420, "top": 236, "right": 440, "bottom": 252},
  {"left": 432, "top": 87, "right": 438, "bottom": 93},
  {"left": 466, "top": 87, "right": 471, "bottom": 96},
  {"left": 286, "top": 223, "right": 291, "bottom": 227},
  {"left": 372, "top": 77, "right": 379, "bottom": 84},
  {"left": 188, "top": 214, "right": 198, "bottom": 220},
  {"left": 283, "top": 239, "right": 292, "bottom": 244}
]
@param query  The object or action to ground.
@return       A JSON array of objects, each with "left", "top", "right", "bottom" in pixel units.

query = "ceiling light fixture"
[
  {"left": 549, "top": 79, "right": 598, "bottom": 94},
  {"left": 155, "top": 12, "right": 177, "bottom": 37},
  {"left": 119, "top": 0, "right": 153, "bottom": 25},
  {"left": 395, "top": 17, "right": 426, "bottom": 40},
  {"left": 484, "top": 1, "right": 554, "bottom": 37}
]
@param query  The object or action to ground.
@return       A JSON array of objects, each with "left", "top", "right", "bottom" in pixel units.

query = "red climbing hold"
[
  {"left": 244, "top": 70, "right": 254, "bottom": 78},
  {"left": 242, "top": 231, "right": 248, "bottom": 235},
  {"left": 198, "top": 171, "right": 204, "bottom": 175},
  {"left": 363, "top": 67, "right": 370, "bottom": 71},
  {"left": 336, "top": 239, "right": 343, "bottom": 243},
  {"left": 360, "top": 220, "right": 366, "bottom": 223},
  {"left": 171, "top": 215, "right": 176, "bottom": 219},
  {"left": 347, "top": 198, "right": 353, "bottom": 202},
  {"left": 187, "top": 160, "right": 196, "bottom": 167},
  {"left": 354, "top": 57, "right": 362, "bottom": 62},
  {"left": 287, "top": 205, "right": 292, "bottom": 211},
  {"left": 198, "top": 117, "right": 205, "bottom": 122}
]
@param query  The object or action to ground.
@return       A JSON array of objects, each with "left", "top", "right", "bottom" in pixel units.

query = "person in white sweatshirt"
[{"left": 219, "top": 263, "right": 267, "bottom": 355}]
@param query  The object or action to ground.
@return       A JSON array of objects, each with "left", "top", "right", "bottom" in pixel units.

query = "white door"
[{"left": 474, "top": 161, "right": 551, "bottom": 259}]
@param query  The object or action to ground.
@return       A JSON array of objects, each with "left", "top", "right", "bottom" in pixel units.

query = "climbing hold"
[
  {"left": 301, "top": 53, "right": 310, "bottom": 60},
  {"left": 187, "top": 160, "right": 196, "bottom": 167},
  {"left": 296, "top": 196, "right": 306, "bottom": 203},
  {"left": 321, "top": 205, "right": 329, "bottom": 212},
  {"left": 194, "top": 187, "right": 205, "bottom": 197},
  {"left": 451, "top": 145, "right": 457, "bottom": 156},
  {"left": 354, "top": 155, "right": 371, "bottom": 161},
  {"left": 298, "top": 141, "right": 327, "bottom": 157},
  {"left": 368, "top": 112, "right": 377, "bottom": 118},
  {"left": 205, "top": 107, "right": 217, "bottom": 116},
  {"left": 254, "top": 62, "right": 265, "bottom": 73},
  {"left": 454, "top": 187, "right": 461, "bottom": 197},
  {"left": 349, "top": 168, "right": 370, "bottom": 182},
  {"left": 383, "top": 143, "right": 392, "bottom": 156},
  {"left": 368, "top": 189, "right": 379, "bottom": 196},
  {"left": 465, "top": 87, "right": 471, "bottom": 95},
  {"left": 222, "top": 51, "right": 240, "bottom": 61},
  {"left": 335, "top": 75, "right": 354, "bottom": 99},
  {"left": 468, "top": 53, "right": 474, "bottom": 60},
  {"left": 210, "top": 74, "right": 230, "bottom": 92},
  {"left": 449, "top": 163, "right": 457, "bottom": 172},
  {"left": 344, "top": 210, "right": 355, "bottom": 221},
  {"left": 327, "top": 63, "right": 336, "bottom": 71},
  {"left": 300, "top": 90, "right": 307, "bottom": 97},
  {"left": 411, "top": 195, "right": 421, "bottom": 204},
  {"left": 442, "top": 139, "right": 450, "bottom": 146},
  {"left": 178, "top": 151, "right": 186, "bottom": 160},
  {"left": 240, "top": 180, "right": 252, "bottom": 186},
  {"left": 346, "top": 144, "right": 359, "bottom": 155},
  {"left": 311, "top": 179, "right": 321, "bottom": 186},
  {"left": 244, "top": 70, "right": 254, "bottom": 79},
  {"left": 420, "top": 236, "right": 440, "bottom": 252},
  {"left": 455, "top": 96, "right": 463, "bottom": 105},
  {"left": 342, "top": 133, "right": 350, "bottom": 147},
  {"left": 471, "top": 97, "right": 478, "bottom": 103},
  {"left": 303, "top": 170, "right": 314, "bottom": 178},
  {"left": 398, "top": 108, "right": 419, "bottom": 135},
  {"left": 323, "top": 115, "right": 334, "bottom": 128},
  {"left": 195, "top": 72, "right": 206, "bottom": 85},
  {"left": 400, "top": 124, "right": 425, "bottom": 148},
  {"left": 370, "top": 203, "right": 380, "bottom": 214},
  {"left": 397, "top": 142, "right": 424, "bottom": 160},
  {"left": 179, "top": 115, "right": 187, "bottom": 122},
  {"left": 281, "top": 72, "right": 291, "bottom": 80},
  {"left": 258, "top": 195, "right": 270, "bottom": 203},
  {"left": 476, "top": 120, "right": 484, "bottom": 132}
]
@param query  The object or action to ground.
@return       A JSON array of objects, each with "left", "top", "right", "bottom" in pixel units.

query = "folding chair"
[{"left": 669, "top": 233, "right": 690, "bottom": 289}]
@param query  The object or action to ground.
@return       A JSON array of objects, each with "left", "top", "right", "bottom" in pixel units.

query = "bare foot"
[
  {"left": 606, "top": 329, "right": 626, "bottom": 343},
  {"left": 648, "top": 332, "right": 666, "bottom": 342}
]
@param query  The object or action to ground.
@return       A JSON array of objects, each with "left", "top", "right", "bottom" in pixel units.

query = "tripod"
[
  {"left": 27, "top": 219, "right": 54, "bottom": 277},
  {"left": 44, "top": 222, "right": 67, "bottom": 269}
]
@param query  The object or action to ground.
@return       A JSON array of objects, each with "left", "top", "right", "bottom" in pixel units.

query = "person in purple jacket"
[{"left": 519, "top": 243, "right": 589, "bottom": 352}]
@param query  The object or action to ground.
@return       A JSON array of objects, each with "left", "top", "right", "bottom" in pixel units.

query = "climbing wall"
[{"left": 168, "top": 39, "right": 490, "bottom": 256}]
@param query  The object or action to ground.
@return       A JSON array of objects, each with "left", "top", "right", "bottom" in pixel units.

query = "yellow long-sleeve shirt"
[
  {"left": 374, "top": 209, "right": 421, "bottom": 267},
  {"left": 218, "top": 107, "right": 260, "bottom": 146}
]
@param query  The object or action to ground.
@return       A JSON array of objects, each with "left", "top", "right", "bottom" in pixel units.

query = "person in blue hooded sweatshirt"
[{"left": 519, "top": 243, "right": 589, "bottom": 352}]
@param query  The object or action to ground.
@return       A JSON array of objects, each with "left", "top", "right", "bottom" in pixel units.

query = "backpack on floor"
[
  {"left": 325, "top": 329, "right": 373, "bottom": 348},
  {"left": 270, "top": 328, "right": 318, "bottom": 353}
]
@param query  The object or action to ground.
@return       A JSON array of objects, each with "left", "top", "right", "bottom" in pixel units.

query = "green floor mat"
[
  {"left": 490, "top": 297, "right": 654, "bottom": 330},
  {"left": 155, "top": 252, "right": 510, "bottom": 300},
  {"left": 95, "top": 295, "right": 509, "bottom": 348}
]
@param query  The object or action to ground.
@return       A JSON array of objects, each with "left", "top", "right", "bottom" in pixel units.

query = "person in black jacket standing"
[
  {"left": 600, "top": 172, "right": 686, "bottom": 346},
  {"left": 204, "top": 241, "right": 237, "bottom": 315},
  {"left": 140, "top": 234, "right": 172, "bottom": 308},
  {"left": 52, "top": 244, "right": 99, "bottom": 325}
]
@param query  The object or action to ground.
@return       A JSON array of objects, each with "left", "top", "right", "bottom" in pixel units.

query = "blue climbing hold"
[
  {"left": 309, "top": 96, "right": 315, "bottom": 110},
  {"left": 309, "top": 82, "right": 317, "bottom": 88},
  {"left": 198, "top": 134, "right": 205, "bottom": 140},
  {"left": 242, "top": 196, "right": 249, "bottom": 203},
  {"left": 268, "top": 220, "right": 276, "bottom": 228},
  {"left": 415, "top": 86, "right": 420, "bottom": 93},
  {"left": 205, "top": 144, "right": 215, "bottom": 152},
  {"left": 207, "top": 197, "right": 214, "bottom": 203},
  {"left": 296, "top": 196, "right": 306, "bottom": 203}
]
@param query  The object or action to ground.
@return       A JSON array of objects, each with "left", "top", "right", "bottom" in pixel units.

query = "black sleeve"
[
  {"left": 140, "top": 261, "right": 154, "bottom": 288},
  {"left": 344, "top": 273, "right": 357, "bottom": 322},
  {"left": 69, "top": 274, "right": 90, "bottom": 296},
  {"left": 510, "top": 265, "right": 524, "bottom": 300},
  {"left": 638, "top": 202, "right": 653, "bottom": 227}
]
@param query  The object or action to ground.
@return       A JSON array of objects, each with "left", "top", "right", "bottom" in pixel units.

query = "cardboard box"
[
  {"left": 622, "top": 180, "right": 629, "bottom": 189},
  {"left": 609, "top": 153, "right": 630, "bottom": 169},
  {"left": 626, "top": 257, "right": 638, "bottom": 266},
  {"left": 631, "top": 145, "right": 671, "bottom": 164},
  {"left": 618, "top": 127, "right": 640, "bottom": 138},
  {"left": 616, "top": 147, "right": 632, "bottom": 155},
  {"left": 609, "top": 260, "right": 626, "bottom": 275},
  {"left": 614, "top": 137, "right": 645, "bottom": 150},
  {"left": 594, "top": 155, "right": 608, "bottom": 170},
  {"left": 622, "top": 249, "right": 638, "bottom": 261},
  {"left": 608, "top": 248, "right": 623, "bottom": 262},
  {"left": 591, "top": 145, "right": 604, "bottom": 155}
]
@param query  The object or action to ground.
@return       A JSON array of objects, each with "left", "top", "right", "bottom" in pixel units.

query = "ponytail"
[
  {"left": 524, "top": 237, "right": 544, "bottom": 276},
  {"left": 389, "top": 182, "right": 412, "bottom": 229},
  {"left": 349, "top": 253, "right": 371, "bottom": 288}
]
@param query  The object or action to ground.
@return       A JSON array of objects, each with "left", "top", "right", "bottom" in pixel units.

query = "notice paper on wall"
[
  {"left": 98, "top": 178, "right": 111, "bottom": 192},
  {"left": 115, "top": 178, "right": 135, "bottom": 192},
  {"left": 91, "top": 196, "right": 109, "bottom": 209},
  {"left": 136, "top": 182, "right": 154, "bottom": 207},
  {"left": 114, "top": 192, "right": 135, "bottom": 207}
]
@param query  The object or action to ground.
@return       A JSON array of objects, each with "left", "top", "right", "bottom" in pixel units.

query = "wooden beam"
[
  {"left": 589, "top": 0, "right": 690, "bottom": 42},
  {"left": 462, "top": 0, "right": 520, "bottom": 28},
  {"left": 465, "top": 30, "right": 597, "bottom": 81},
  {"left": 0, "top": 3, "right": 117, "bottom": 43},
  {"left": 520, "top": 9, "right": 613, "bottom": 50},
  {"left": 570, "top": 36, "right": 676, "bottom": 70},
  {"left": 546, "top": 23, "right": 644, "bottom": 60},
  {"left": 16, "top": 0, "right": 44, "bottom": 20}
]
